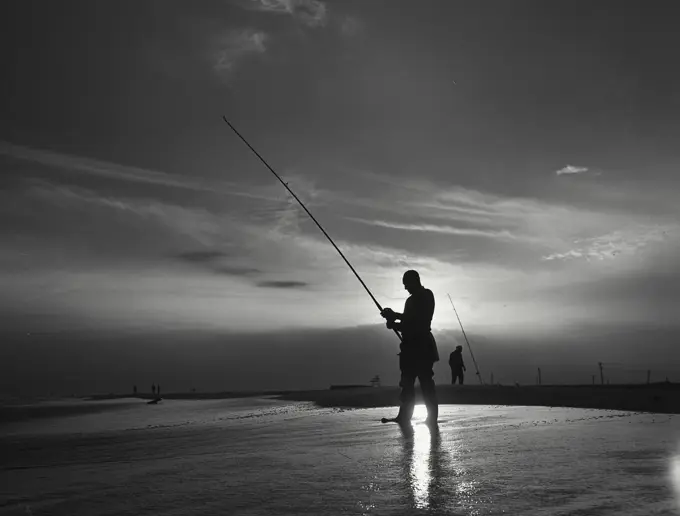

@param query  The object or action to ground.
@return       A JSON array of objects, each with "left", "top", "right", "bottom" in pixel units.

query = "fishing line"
[{"left": 223, "top": 116, "right": 402, "bottom": 342}]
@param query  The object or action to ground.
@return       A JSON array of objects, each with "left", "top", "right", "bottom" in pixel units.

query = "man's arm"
[
  {"left": 380, "top": 308, "right": 403, "bottom": 322},
  {"left": 386, "top": 319, "right": 402, "bottom": 331},
  {"left": 398, "top": 290, "right": 434, "bottom": 333}
]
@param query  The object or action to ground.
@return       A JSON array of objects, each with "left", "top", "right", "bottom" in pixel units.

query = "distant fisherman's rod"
[
  {"left": 447, "top": 293, "right": 484, "bottom": 385},
  {"left": 223, "top": 116, "right": 402, "bottom": 342}
]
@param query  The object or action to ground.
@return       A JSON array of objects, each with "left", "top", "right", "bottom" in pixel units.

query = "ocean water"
[{"left": 2, "top": 398, "right": 680, "bottom": 515}]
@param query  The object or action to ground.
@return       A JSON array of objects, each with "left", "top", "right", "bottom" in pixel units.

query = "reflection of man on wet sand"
[{"left": 399, "top": 422, "right": 445, "bottom": 511}]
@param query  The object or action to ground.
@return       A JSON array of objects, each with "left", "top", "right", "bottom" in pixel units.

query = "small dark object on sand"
[{"left": 147, "top": 397, "right": 163, "bottom": 405}]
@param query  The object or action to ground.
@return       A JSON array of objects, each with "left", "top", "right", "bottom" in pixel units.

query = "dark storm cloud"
[{"left": 256, "top": 280, "right": 309, "bottom": 289}]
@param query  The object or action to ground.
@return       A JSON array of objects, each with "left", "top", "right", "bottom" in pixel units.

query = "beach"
[
  {"left": 280, "top": 383, "right": 680, "bottom": 414},
  {"left": 2, "top": 397, "right": 680, "bottom": 515}
]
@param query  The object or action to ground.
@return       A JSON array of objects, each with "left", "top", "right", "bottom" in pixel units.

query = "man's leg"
[
  {"left": 418, "top": 359, "right": 438, "bottom": 422},
  {"left": 396, "top": 353, "right": 417, "bottom": 422},
  {"left": 459, "top": 372, "right": 464, "bottom": 385}
]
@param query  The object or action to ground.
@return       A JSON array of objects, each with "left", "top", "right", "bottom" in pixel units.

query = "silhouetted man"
[
  {"left": 381, "top": 270, "right": 439, "bottom": 424},
  {"left": 152, "top": 384, "right": 156, "bottom": 395},
  {"left": 449, "top": 345, "right": 466, "bottom": 384}
]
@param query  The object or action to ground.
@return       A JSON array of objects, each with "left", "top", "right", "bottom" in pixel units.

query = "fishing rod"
[
  {"left": 447, "top": 293, "right": 484, "bottom": 385},
  {"left": 223, "top": 116, "right": 402, "bottom": 342}
]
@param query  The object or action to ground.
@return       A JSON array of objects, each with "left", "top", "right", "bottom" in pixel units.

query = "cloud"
[
  {"left": 0, "top": 140, "right": 209, "bottom": 192},
  {"left": 346, "top": 217, "right": 523, "bottom": 241},
  {"left": 541, "top": 250, "right": 585, "bottom": 261},
  {"left": 542, "top": 225, "right": 675, "bottom": 262},
  {"left": 175, "top": 250, "right": 262, "bottom": 276},
  {"left": 213, "top": 28, "right": 267, "bottom": 80},
  {"left": 556, "top": 165, "right": 589, "bottom": 175},
  {"left": 0, "top": 141, "right": 280, "bottom": 203},
  {"left": 256, "top": 280, "right": 309, "bottom": 289},
  {"left": 29, "top": 182, "right": 228, "bottom": 246},
  {"left": 177, "top": 250, "right": 230, "bottom": 263},
  {"left": 248, "top": 0, "right": 328, "bottom": 27}
]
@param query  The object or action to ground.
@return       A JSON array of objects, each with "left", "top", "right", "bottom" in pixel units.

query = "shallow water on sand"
[{"left": 2, "top": 398, "right": 680, "bottom": 515}]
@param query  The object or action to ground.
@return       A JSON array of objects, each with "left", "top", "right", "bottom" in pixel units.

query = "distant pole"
[
  {"left": 647, "top": 370, "right": 651, "bottom": 385},
  {"left": 598, "top": 362, "right": 604, "bottom": 385},
  {"left": 447, "top": 294, "right": 484, "bottom": 385},
  {"left": 537, "top": 367, "right": 542, "bottom": 386}
]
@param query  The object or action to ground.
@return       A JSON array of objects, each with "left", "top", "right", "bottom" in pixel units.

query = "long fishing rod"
[
  {"left": 447, "top": 293, "right": 484, "bottom": 385},
  {"left": 223, "top": 116, "right": 402, "bottom": 342}
]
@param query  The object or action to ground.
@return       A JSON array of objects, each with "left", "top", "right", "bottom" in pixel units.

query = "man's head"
[
  {"left": 456, "top": 345, "right": 463, "bottom": 351},
  {"left": 402, "top": 270, "right": 422, "bottom": 294}
]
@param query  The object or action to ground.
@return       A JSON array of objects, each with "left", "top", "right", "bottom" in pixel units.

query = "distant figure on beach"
[
  {"left": 133, "top": 385, "right": 137, "bottom": 395},
  {"left": 449, "top": 345, "right": 466, "bottom": 384},
  {"left": 152, "top": 384, "right": 156, "bottom": 395},
  {"left": 381, "top": 270, "right": 439, "bottom": 424}
]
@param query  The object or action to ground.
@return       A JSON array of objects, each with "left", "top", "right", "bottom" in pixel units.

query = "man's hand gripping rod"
[{"left": 223, "top": 116, "right": 402, "bottom": 342}]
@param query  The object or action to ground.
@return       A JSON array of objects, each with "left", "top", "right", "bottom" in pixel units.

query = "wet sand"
[
  {"left": 2, "top": 399, "right": 679, "bottom": 515},
  {"left": 12, "top": 382, "right": 674, "bottom": 417},
  {"left": 279, "top": 383, "right": 680, "bottom": 414}
]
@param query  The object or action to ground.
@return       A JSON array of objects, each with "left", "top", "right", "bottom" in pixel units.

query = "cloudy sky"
[{"left": 2, "top": 0, "right": 679, "bottom": 396}]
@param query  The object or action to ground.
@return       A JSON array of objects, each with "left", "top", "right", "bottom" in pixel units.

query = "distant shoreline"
[
  {"left": 92, "top": 383, "right": 680, "bottom": 414},
  {"left": 278, "top": 383, "right": 680, "bottom": 414},
  {"left": 4, "top": 384, "right": 679, "bottom": 416}
]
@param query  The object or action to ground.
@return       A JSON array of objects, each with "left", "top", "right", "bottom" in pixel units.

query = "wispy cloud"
[
  {"left": 328, "top": 169, "right": 680, "bottom": 273},
  {"left": 212, "top": 28, "right": 267, "bottom": 80},
  {"left": 175, "top": 250, "right": 262, "bottom": 276},
  {"left": 247, "top": 0, "right": 328, "bottom": 27},
  {"left": 0, "top": 140, "right": 206, "bottom": 191},
  {"left": 30, "top": 182, "right": 227, "bottom": 245},
  {"left": 556, "top": 164, "right": 589, "bottom": 175},
  {"left": 347, "top": 217, "right": 523, "bottom": 241},
  {"left": 542, "top": 225, "right": 675, "bottom": 262},
  {"left": 0, "top": 141, "right": 276, "bottom": 202}
]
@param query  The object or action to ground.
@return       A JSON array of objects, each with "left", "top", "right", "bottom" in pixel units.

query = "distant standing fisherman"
[
  {"left": 381, "top": 270, "right": 439, "bottom": 424},
  {"left": 449, "top": 345, "right": 466, "bottom": 384}
]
